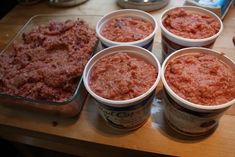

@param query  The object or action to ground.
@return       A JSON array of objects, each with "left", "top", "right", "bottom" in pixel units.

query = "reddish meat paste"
[
  {"left": 163, "top": 8, "right": 220, "bottom": 39},
  {"left": 0, "top": 19, "right": 97, "bottom": 102},
  {"left": 101, "top": 16, "right": 154, "bottom": 42},
  {"left": 89, "top": 52, "right": 157, "bottom": 100},
  {"left": 165, "top": 53, "right": 235, "bottom": 105}
]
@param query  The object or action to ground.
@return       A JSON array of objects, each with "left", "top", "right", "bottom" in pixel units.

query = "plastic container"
[
  {"left": 117, "top": 0, "right": 169, "bottom": 11},
  {"left": 161, "top": 47, "right": 235, "bottom": 136},
  {"left": 0, "top": 15, "right": 100, "bottom": 117},
  {"left": 96, "top": 9, "right": 157, "bottom": 51},
  {"left": 159, "top": 6, "right": 223, "bottom": 58},
  {"left": 48, "top": 0, "right": 88, "bottom": 7},
  {"left": 83, "top": 45, "right": 161, "bottom": 130}
]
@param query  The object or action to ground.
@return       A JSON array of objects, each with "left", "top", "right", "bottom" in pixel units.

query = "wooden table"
[{"left": 0, "top": 0, "right": 235, "bottom": 156}]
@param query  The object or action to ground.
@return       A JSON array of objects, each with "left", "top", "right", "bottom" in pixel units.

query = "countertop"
[{"left": 0, "top": 0, "right": 235, "bottom": 157}]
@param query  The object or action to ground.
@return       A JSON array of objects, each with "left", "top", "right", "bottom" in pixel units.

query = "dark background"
[
  {"left": 0, "top": 139, "right": 79, "bottom": 157},
  {"left": 0, "top": 0, "right": 18, "bottom": 19}
]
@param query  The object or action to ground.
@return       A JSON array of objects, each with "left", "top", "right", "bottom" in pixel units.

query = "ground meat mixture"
[
  {"left": 163, "top": 8, "right": 220, "bottom": 39},
  {"left": 165, "top": 53, "right": 235, "bottom": 105},
  {"left": 101, "top": 16, "right": 154, "bottom": 42},
  {"left": 0, "top": 19, "right": 97, "bottom": 102},
  {"left": 89, "top": 52, "right": 157, "bottom": 100}
]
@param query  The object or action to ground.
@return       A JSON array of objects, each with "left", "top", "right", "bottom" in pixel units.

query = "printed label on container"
[
  {"left": 101, "top": 39, "right": 154, "bottom": 51},
  {"left": 161, "top": 35, "right": 181, "bottom": 58},
  {"left": 98, "top": 102, "right": 151, "bottom": 129},
  {"left": 163, "top": 91, "right": 225, "bottom": 135}
]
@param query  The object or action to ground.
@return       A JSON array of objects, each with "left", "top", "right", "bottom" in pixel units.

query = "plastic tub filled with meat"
[
  {"left": 161, "top": 47, "right": 235, "bottom": 136},
  {"left": 0, "top": 15, "right": 99, "bottom": 117},
  {"left": 159, "top": 6, "right": 223, "bottom": 58},
  {"left": 96, "top": 9, "right": 157, "bottom": 51},
  {"left": 83, "top": 45, "right": 161, "bottom": 130}
]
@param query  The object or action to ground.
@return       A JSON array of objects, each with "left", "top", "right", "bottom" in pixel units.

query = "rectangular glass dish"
[{"left": 0, "top": 14, "right": 101, "bottom": 117}]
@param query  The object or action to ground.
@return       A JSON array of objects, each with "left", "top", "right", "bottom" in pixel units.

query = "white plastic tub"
[{"left": 83, "top": 45, "right": 161, "bottom": 130}]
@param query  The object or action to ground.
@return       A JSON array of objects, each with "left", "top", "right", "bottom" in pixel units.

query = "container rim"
[
  {"left": 159, "top": 6, "right": 223, "bottom": 43},
  {"left": 96, "top": 9, "right": 157, "bottom": 45},
  {"left": 83, "top": 45, "right": 161, "bottom": 107},
  {"left": 161, "top": 47, "right": 235, "bottom": 111}
]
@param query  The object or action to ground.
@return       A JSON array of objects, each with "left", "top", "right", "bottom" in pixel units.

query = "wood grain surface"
[{"left": 0, "top": 0, "right": 234, "bottom": 157}]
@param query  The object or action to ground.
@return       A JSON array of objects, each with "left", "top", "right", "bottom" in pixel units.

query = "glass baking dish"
[{"left": 0, "top": 14, "right": 101, "bottom": 117}]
